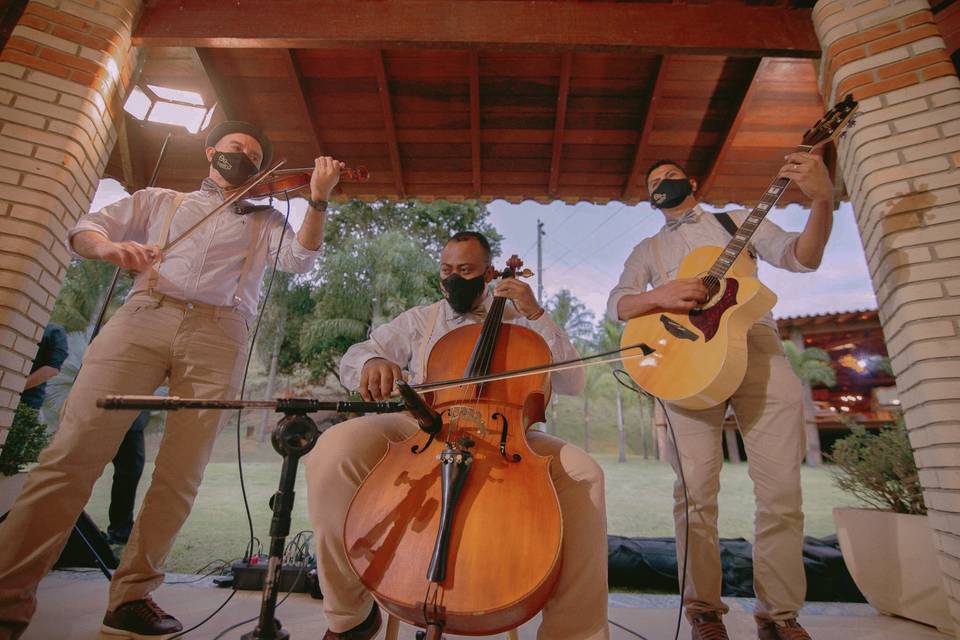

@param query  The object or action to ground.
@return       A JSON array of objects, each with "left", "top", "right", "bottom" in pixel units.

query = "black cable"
[
  {"left": 610, "top": 368, "right": 690, "bottom": 640},
  {"left": 608, "top": 617, "right": 652, "bottom": 640},
  {"left": 168, "top": 196, "right": 294, "bottom": 639}
]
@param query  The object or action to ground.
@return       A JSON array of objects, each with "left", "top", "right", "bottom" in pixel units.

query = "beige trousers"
[
  {"left": 662, "top": 324, "right": 806, "bottom": 622},
  {"left": 0, "top": 292, "right": 247, "bottom": 628},
  {"left": 304, "top": 413, "right": 610, "bottom": 639}
]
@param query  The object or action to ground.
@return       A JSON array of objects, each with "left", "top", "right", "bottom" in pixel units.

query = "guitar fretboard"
[{"left": 707, "top": 145, "right": 812, "bottom": 279}]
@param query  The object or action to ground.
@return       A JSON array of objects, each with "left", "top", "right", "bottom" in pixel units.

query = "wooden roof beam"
[
  {"left": 698, "top": 57, "right": 765, "bottom": 199},
  {"left": 135, "top": 1, "right": 820, "bottom": 58},
  {"left": 373, "top": 50, "right": 406, "bottom": 199},
  {"left": 191, "top": 48, "right": 238, "bottom": 120},
  {"left": 548, "top": 52, "right": 572, "bottom": 199},
  {"left": 622, "top": 54, "right": 670, "bottom": 201},
  {"left": 470, "top": 51, "right": 481, "bottom": 197},
  {"left": 281, "top": 49, "right": 324, "bottom": 157}
]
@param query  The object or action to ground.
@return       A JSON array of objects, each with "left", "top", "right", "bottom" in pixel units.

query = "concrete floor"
[{"left": 20, "top": 570, "right": 953, "bottom": 640}]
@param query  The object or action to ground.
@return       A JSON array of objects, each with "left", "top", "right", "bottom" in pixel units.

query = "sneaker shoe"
[
  {"left": 322, "top": 603, "right": 381, "bottom": 640},
  {"left": 690, "top": 611, "right": 730, "bottom": 640},
  {"left": 756, "top": 617, "right": 813, "bottom": 640},
  {"left": 101, "top": 597, "right": 183, "bottom": 639}
]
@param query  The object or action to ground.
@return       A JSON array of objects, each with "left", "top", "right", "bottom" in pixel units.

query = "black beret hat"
[{"left": 204, "top": 120, "right": 272, "bottom": 169}]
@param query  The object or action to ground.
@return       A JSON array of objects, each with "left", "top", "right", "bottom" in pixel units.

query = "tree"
[
  {"left": 50, "top": 260, "right": 132, "bottom": 334},
  {"left": 783, "top": 339, "right": 836, "bottom": 466},
  {"left": 282, "top": 199, "right": 502, "bottom": 385},
  {"left": 577, "top": 340, "right": 604, "bottom": 454},
  {"left": 546, "top": 289, "right": 594, "bottom": 434}
]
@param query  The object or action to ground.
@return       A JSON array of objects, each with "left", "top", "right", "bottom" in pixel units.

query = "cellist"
[{"left": 304, "top": 231, "right": 610, "bottom": 640}]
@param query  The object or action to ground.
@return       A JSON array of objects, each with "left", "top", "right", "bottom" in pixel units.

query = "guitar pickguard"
[{"left": 688, "top": 278, "right": 739, "bottom": 342}]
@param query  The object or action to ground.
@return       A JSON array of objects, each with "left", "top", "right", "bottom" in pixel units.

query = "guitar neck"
[{"left": 708, "top": 144, "right": 812, "bottom": 279}]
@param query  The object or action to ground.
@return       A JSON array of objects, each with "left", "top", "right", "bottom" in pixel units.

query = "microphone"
[{"left": 396, "top": 380, "right": 442, "bottom": 435}]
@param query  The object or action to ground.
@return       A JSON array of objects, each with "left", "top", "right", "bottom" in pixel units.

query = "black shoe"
[
  {"left": 322, "top": 603, "right": 381, "bottom": 640},
  {"left": 101, "top": 597, "right": 183, "bottom": 639}
]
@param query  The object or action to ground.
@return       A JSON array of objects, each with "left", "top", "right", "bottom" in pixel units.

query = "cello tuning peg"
[{"left": 518, "top": 268, "right": 535, "bottom": 278}]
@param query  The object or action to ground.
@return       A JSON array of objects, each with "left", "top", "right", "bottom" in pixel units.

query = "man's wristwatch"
[{"left": 307, "top": 198, "right": 328, "bottom": 212}]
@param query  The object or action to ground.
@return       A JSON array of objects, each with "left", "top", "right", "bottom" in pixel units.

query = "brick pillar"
[
  {"left": 814, "top": 0, "right": 960, "bottom": 631},
  {"left": 0, "top": 0, "right": 140, "bottom": 438}
]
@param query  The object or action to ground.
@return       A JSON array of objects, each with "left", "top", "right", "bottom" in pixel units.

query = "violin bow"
[
  {"left": 161, "top": 158, "right": 288, "bottom": 254},
  {"left": 410, "top": 341, "right": 656, "bottom": 394}
]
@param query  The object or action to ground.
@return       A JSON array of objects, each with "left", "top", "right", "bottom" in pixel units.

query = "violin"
[
  {"left": 240, "top": 165, "right": 369, "bottom": 199},
  {"left": 343, "top": 256, "right": 562, "bottom": 638}
]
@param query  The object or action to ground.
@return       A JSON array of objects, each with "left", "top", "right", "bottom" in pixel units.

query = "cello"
[{"left": 343, "top": 255, "right": 563, "bottom": 638}]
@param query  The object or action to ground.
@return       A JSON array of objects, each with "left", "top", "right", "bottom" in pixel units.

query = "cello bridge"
[{"left": 447, "top": 405, "right": 488, "bottom": 436}]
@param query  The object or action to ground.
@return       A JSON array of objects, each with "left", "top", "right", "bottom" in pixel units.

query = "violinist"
[
  {"left": 0, "top": 121, "right": 341, "bottom": 640},
  {"left": 304, "top": 231, "right": 610, "bottom": 640}
]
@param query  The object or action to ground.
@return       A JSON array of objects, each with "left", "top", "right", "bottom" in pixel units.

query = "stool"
[{"left": 384, "top": 614, "right": 520, "bottom": 639}]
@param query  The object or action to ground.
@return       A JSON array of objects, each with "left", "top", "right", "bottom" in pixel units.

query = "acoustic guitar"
[{"left": 620, "top": 94, "right": 858, "bottom": 410}]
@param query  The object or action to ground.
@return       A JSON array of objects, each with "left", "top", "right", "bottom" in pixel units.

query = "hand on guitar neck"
[{"left": 617, "top": 277, "right": 710, "bottom": 319}]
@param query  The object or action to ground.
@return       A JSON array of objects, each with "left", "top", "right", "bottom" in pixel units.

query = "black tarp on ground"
[{"left": 608, "top": 535, "right": 865, "bottom": 602}]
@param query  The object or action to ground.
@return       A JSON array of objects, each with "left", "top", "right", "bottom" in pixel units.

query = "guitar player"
[{"left": 606, "top": 154, "right": 834, "bottom": 640}]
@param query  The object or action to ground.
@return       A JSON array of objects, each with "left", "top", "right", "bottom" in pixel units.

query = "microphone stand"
[{"left": 100, "top": 395, "right": 407, "bottom": 640}]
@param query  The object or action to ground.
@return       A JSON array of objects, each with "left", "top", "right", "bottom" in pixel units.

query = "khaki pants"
[
  {"left": 662, "top": 324, "right": 806, "bottom": 622},
  {"left": 0, "top": 293, "right": 247, "bottom": 628},
  {"left": 304, "top": 413, "right": 610, "bottom": 640}
]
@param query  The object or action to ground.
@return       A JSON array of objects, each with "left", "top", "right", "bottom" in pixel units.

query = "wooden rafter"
[
  {"left": 281, "top": 49, "right": 323, "bottom": 157},
  {"left": 548, "top": 52, "right": 572, "bottom": 198},
  {"left": 135, "top": 1, "right": 820, "bottom": 58},
  {"left": 470, "top": 51, "right": 481, "bottom": 196},
  {"left": 698, "top": 57, "right": 765, "bottom": 199},
  {"left": 622, "top": 55, "right": 670, "bottom": 201},
  {"left": 373, "top": 50, "right": 405, "bottom": 199},
  {"left": 191, "top": 48, "right": 238, "bottom": 120},
  {"left": 116, "top": 116, "right": 139, "bottom": 190}
]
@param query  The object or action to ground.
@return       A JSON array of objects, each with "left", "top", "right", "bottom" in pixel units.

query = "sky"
[{"left": 90, "top": 179, "right": 878, "bottom": 322}]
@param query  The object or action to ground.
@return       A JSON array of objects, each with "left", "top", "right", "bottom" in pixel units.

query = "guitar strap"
[
  {"left": 650, "top": 234, "right": 670, "bottom": 287},
  {"left": 714, "top": 212, "right": 739, "bottom": 236}
]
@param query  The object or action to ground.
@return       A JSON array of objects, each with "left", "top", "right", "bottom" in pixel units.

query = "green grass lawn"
[{"left": 83, "top": 433, "right": 862, "bottom": 574}]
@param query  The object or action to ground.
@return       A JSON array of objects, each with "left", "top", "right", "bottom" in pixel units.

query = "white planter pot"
[
  {"left": 0, "top": 472, "right": 27, "bottom": 516},
  {"left": 834, "top": 506, "right": 955, "bottom": 633}
]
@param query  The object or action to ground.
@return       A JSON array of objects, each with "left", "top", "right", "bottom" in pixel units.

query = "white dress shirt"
[
  {"left": 606, "top": 204, "right": 815, "bottom": 328},
  {"left": 69, "top": 179, "right": 319, "bottom": 321},
  {"left": 340, "top": 290, "right": 585, "bottom": 395}
]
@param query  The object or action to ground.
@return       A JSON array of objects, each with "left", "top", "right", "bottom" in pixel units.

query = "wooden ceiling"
[{"left": 107, "top": 0, "right": 834, "bottom": 206}]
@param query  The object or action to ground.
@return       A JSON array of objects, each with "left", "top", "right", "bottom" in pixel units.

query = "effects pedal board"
[{"left": 227, "top": 556, "right": 322, "bottom": 598}]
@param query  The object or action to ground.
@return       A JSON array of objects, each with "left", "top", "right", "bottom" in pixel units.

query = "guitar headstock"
[{"left": 801, "top": 94, "right": 859, "bottom": 148}]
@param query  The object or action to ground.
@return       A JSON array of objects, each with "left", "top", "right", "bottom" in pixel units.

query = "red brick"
[
  {"left": 0, "top": 50, "right": 70, "bottom": 79},
  {"left": 24, "top": 4, "right": 89, "bottom": 32},
  {"left": 922, "top": 61, "right": 959, "bottom": 81},
  {"left": 878, "top": 50, "right": 951, "bottom": 79},
  {"left": 37, "top": 46, "right": 100, "bottom": 75},
  {"left": 867, "top": 24, "right": 942, "bottom": 56},
  {"left": 17, "top": 15, "right": 49, "bottom": 32},
  {"left": 68, "top": 68, "right": 96, "bottom": 88},
  {"left": 5, "top": 37, "right": 37, "bottom": 55},
  {"left": 836, "top": 69, "right": 876, "bottom": 97},
  {"left": 50, "top": 25, "right": 112, "bottom": 53},
  {"left": 856, "top": 72, "right": 921, "bottom": 100},
  {"left": 89, "top": 24, "right": 119, "bottom": 41},
  {"left": 904, "top": 10, "right": 935, "bottom": 29},
  {"left": 828, "top": 20, "right": 900, "bottom": 58}
]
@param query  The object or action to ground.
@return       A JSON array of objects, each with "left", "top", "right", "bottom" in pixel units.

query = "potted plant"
[
  {"left": 0, "top": 404, "right": 50, "bottom": 514},
  {"left": 831, "top": 418, "right": 954, "bottom": 633}
]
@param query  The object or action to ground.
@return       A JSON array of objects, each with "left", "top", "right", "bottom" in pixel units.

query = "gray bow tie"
[{"left": 665, "top": 209, "right": 698, "bottom": 231}]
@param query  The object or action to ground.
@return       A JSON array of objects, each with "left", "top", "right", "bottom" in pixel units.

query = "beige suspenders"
[
  {"left": 231, "top": 212, "right": 267, "bottom": 307},
  {"left": 414, "top": 301, "right": 444, "bottom": 384},
  {"left": 145, "top": 193, "right": 186, "bottom": 294},
  {"left": 650, "top": 233, "right": 671, "bottom": 287}
]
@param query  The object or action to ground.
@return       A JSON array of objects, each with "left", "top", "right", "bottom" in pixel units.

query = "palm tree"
[
  {"left": 577, "top": 340, "right": 605, "bottom": 453},
  {"left": 783, "top": 340, "right": 836, "bottom": 466},
  {"left": 546, "top": 290, "right": 594, "bottom": 434},
  {"left": 596, "top": 319, "right": 628, "bottom": 462}
]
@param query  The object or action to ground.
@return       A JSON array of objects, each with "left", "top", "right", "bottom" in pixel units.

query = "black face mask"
[
  {"left": 441, "top": 273, "right": 486, "bottom": 314},
  {"left": 211, "top": 151, "right": 259, "bottom": 186},
  {"left": 650, "top": 178, "right": 693, "bottom": 210}
]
